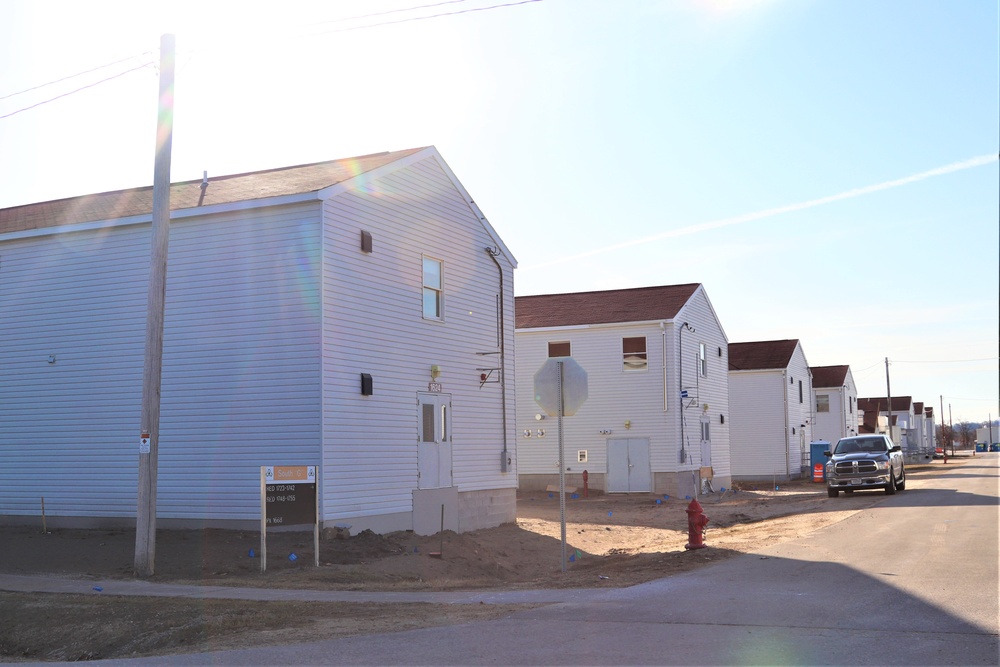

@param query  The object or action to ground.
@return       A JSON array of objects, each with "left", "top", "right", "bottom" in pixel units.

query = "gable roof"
[
  {"left": 810, "top": 365, "right": 850, "bottom": 388},
  {"left": 858, "top": 396, "right": 913, "bottom": 413},
  {"left": 514, "top": 284, "right": 701, "bottom": 329},
  {"left": 0, "top": 148, "right": 427, "bottom": 235},
  {"left": 728, "top": 339, "right": 800, "bottom": 371}
]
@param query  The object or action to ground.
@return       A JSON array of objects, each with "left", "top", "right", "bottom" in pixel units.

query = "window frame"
[
  {"left": 817, "top": 394, "right": 830, "bottom": 413},
  {"left": 422, "top": 256, "right": 444, "bottom": 320},
  {"left": 622, "top": 336, "right": 648, "bottom": 372},
  {"left": 698, "top": 343, "right": 707, "bottom": 377}
]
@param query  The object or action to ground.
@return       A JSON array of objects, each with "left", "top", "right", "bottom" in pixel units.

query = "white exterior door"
[
  {"left": 606, "top": 438, "right": 651, "bottom": 493},
  {"left": 700, "top": 415, "right": 713, "bottom": 468},
  {"left": 417, "top": 393, "right": 452, "bottom": 489}
]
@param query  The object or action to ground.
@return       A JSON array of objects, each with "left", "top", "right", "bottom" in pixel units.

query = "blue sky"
[{"left": 1, "top": 0, "right": 997, "bottom": 424}]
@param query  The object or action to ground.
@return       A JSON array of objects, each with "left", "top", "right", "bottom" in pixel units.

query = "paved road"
[{"left": 16, "top": 456, "right": 1000, "bottom": 666}]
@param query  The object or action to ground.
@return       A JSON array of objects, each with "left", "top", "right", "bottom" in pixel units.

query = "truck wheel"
[
  {"left": 827, "top": 487, "right": 838, "bottom": 498},
  {"left": 885, "top": 473, "right": 896, "bottom": 495}
]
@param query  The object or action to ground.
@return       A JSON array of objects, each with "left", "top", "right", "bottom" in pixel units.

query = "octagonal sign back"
[{"left": 534, "top": 357, "right": 588, "bottom": 417}]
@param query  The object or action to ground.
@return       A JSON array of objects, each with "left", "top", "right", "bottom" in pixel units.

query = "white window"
[
  {"left": 817, "top": 394, "right": 830, "bottom": 413},
  {"left": 623, "top": 336, "right": 647, "bottom": 371},
  {"left": 699, "top": 343, "right": 707, "bottom": 377},
  {"left": 422, "top": 257, "right": 443, "bottom": 319}
]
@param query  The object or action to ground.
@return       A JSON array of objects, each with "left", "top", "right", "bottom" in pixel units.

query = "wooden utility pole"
[
  {"left": 135, "top": 33, "right": 175, "bottom": 578},
  {"left": 884, "top": 357, "right": 893, "bottom": 442},
  {"left": 940, "top": 395, "right": 945, "bottom": 448},
  {"left": 948, "top": 403, "right": 954, "bottom": 455}
]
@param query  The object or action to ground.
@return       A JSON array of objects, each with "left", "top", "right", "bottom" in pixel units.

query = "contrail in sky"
[{"left": 527, "top": 153, "right": 998, "bottom": 269}]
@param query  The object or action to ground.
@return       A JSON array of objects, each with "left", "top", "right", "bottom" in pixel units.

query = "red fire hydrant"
[{"left": 685, "top": 498, "right": 709, "bottom": 550}]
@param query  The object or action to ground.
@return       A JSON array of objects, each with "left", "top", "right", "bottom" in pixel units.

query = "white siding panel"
[
  {"left": 1, "top": 227, "right": 147, "bottom": 518},
  {"left": 675, "top": 288, "right": 731, "bottom": 479},
  {"left": 515, "top": 285, "right": 731, "bottom": 484},
  {"left": 158, "top": 204, "right": 323, "bottom": 519},
  {"left": 321, "top": 156, "right": 515, "bottom": 523},
  {"left": 729, "top": 371, "right": 788, "bottom": 477},
  {"left": 0, "top": 204, "right": 325, "bottom": 521},
  {"left": 786, "top": 345, "right": 813, "bottom": 474}
]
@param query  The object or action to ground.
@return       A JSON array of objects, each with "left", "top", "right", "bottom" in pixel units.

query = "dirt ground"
[{"left": 0, "top": 463, "right": 950, "bottom": 662}]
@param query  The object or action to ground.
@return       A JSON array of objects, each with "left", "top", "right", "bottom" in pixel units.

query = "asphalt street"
[{"left": 11, "top": 455, "right": 999, "bottom": 666}]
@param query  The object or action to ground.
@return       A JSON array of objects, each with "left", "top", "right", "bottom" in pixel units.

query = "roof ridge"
[
  {"left": 517, "top": 283, "right": 701, "bottom": 299},
  {"left": 0, "top": 147, "right": 429, "bottom": 212}
]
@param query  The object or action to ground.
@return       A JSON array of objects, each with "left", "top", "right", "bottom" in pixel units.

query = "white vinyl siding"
[
  {"left": 729, "top": 372, "right": 788, "bottom": 477},
  {"left": 515, "top": 285, "right": 730, "bottom": 484},
  {"left": 729, "top": 341, "right": 812, "bottom": 479},
  {"left": 321, "top": 154, "right": 515, "bottom": 527},
  {"left": 1, "top": 147, "right": 516, "bottom": 533},
  {"left": 0, "top": 203, "right": 324, "bottom": 521}
]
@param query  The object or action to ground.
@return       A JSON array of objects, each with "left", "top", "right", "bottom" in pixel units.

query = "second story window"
[
  {"left": 817, "top": 394, "right": 830, "bottom": 413},
  {"left": 422, "top": 257, "right": 443, "bottom": 320},
  {"left": 548, "top": 341, "right": 570, "bottom": 357},
  {"left": 623, "top": 337, "right": 647, "bottom": 371},
  {"left": 699, "top": 343, "right": 707, "bottom": 377}
]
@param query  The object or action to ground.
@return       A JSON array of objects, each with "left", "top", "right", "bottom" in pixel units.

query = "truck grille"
[{"left": 835, "top": 461, "right": 878, "bottom": 474}]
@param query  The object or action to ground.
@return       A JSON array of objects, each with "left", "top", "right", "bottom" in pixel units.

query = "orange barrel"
[{"left": 812, "top": 463, "right": 824, "bottom": 482}]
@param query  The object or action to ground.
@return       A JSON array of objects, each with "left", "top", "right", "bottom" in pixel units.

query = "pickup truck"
[{"left": 825, "top": 434, "right": 905, "bottom": 497}]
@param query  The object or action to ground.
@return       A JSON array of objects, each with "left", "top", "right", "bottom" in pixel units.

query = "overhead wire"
[
  {"left": 0, "top": 0, "right": 543, "bottom": 121},
  {"left": 0, "top": 52, "right": 153, "bottom": 101},
  {"left": 309, "top": 0, "right": 472, "bottom": 26},
  {"left": 299, "top": 0, "right": 543, "bottom": 35},
  {"left": 890, "top": 357, "right": 998, "bottom": 364},
  {"left": 0, "top": 60, "right": 156, "bottom": 120}
]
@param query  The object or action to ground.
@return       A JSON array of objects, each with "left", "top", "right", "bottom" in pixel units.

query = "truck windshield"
[{"left": 835, "top": 438, "right": 887, "bottom": 454}]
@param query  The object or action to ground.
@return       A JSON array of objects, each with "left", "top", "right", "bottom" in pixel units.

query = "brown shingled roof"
[
  {"left": 858, "top": 396, "right": 913, "bottom": 412},
  {"left": 728, "top": 340, "right": 800, "bottom": 371},
  {"left": 0, "top": 148, "right": 427, "bottom": 234},
  {"left": 514, "top": 284, "right": 700, "bottom": 329},
  {"left": 810, "top": 365, "right": 849, "bottom": 388}
]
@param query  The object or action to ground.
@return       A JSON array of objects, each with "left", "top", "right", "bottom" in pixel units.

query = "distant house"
[
  {"left": 0, "top": 147, "right": 518, "bottom": 535},
  {"left": 728, "top": 340, "right": 813, "bottom": 481},
  {"left": 911, "top": 402, "right": 936, "bottom": 459},
  {"left": 515, "top": 284, "right": 730, "bottom": 499},
  {"left": 858, "top": 396, "right": 932, "bottom": 462},
  {"left": 810, "top": 365, "right": 858, "bottom": 444}
]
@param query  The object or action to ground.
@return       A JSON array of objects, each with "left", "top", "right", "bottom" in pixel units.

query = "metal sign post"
[
  {"left": 557, "top": 361, "right": 566, "bottom": 571},
  {"left": 534, "top": 357, "right": 588, "bottom": 572}
]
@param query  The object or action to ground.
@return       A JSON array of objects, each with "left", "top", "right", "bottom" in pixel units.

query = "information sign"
[
  {"left": 260, "top": 465, "right": 319, "bottom": 572},
  {"left": 264, "top": 466, "right": 316, "bottom": 526}
]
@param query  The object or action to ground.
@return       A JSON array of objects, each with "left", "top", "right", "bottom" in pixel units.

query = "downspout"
[
  {"left": 486, "top": 247, "right": 509, "bottom": 470},
  {"left": 660, "top": 322, "right": 668, "bottom": 412},
  {"left": 783, "top": 370, "right": 790, "bottom": 477}
]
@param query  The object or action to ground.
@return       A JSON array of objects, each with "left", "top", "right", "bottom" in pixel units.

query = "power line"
[
  {"left": 0, "top": 52, "right": 153, "bottom": 101},
  {"left": 304, "top": 0, "right": 544, "bottom": 35},
  {"left": 181, "top": 0, "right": 543, "bottom": 54},
  {"left": 310, "top": 0, "right": 472, "bottom": 26},
  {"left": 891, "top": 357, "right": 998, "bottom": 364},
  {"left": 0, "top": 0, "right": 543, "bottom": 122},
  {"left": 0, "top": 61, "right": 155, "bottom": 120}
]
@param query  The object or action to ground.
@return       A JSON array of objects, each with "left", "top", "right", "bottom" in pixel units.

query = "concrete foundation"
[
  {"left": 2, "top": 487, "right": 517, "bottom": 537},
  {"left": 519, "top": 472, "right": 731, "bottom": 499}
]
